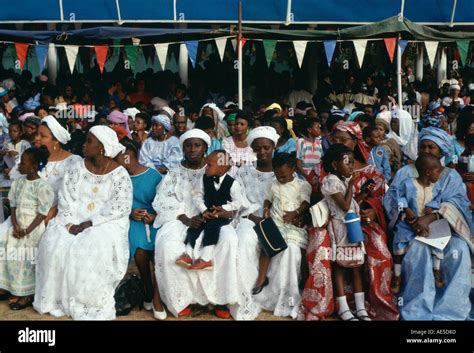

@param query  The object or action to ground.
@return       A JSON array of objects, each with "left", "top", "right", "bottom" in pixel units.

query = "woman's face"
[
  {"left": 83, "top": 132, "right": 103, "bottom": 158},
  {"left": 233, "top": 118, "right": 249, "bottom": 136},
  {"left": 468, "top": 122, "right": 474, "bottom": 136},
  {"left": 151, "top": 122, "right": 165, "bottom": 137},
  {"left": 134, "top": 117, "right": 146, "bottom": 132},
  {"left": 183, "top": 138, "right": 206, "bottom": 163},
  {"left": 419, "top": 139, "right": 442, "bottom": 159},
  {"left": 331, "top": 131, "right": 356, "bottom": 150},
  {"left": 391, "top": 118, "right": 400, "bottom": 135},
  {"left": 252, "top": 138, "right": 275, "bottom": 162},
  {"left": 24, "top": 123, "right": 38, "bottom": 138},
  {"left": 270, "top": 122, "right": 284, "bottom": 136},
  {"left": 38, "top": 124, "right": 58, "bottom": 153}
]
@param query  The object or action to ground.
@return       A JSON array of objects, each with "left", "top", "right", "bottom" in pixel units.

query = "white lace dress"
[
  {"left": 231, "top": 165, "right": 275, "bottom": 320},
  {"left": 152, "top": 163, "right": 241, "bottom": 317},
  {"left": 39, "top": 154, "right": 83, "bottom": 206},
  {"left": 254, "top": 177, "right": 311, "bottom": 319},
  {"left": 33, "top": 161, "right": 132, "bottom": 320}
]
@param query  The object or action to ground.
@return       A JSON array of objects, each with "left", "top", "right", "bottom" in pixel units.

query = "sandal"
[
  {"left": 355, "top": 309, "right": 372, "bottom": 321},
  {"left": 339, "top": 309, "right": 359, "bottom": 321}
]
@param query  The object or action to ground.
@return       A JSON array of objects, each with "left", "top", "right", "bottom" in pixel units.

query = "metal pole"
[
  {"left": 397, "top": 34, "right": 403, "bottom": 110},
  {"left": 238, "top": 0, "right": 243, "bottom": 109}
]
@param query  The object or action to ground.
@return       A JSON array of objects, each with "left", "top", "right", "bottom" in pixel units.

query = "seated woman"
[
  {"left": 33, "top": 126, "right": 132, "bottom": 320},
  {"left": 385, "top": 126, "right": 473, "bottom": 320},
  {"left": 152, "top": 129, "right": 241, "bottom": 319},
  {"left": 299, "top": 121, "right": 399, "bottom": 321}
]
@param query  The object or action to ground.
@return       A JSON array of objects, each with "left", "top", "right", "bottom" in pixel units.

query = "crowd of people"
[{"left": 0, "top": 64, "right": 472, "bottom": 321}]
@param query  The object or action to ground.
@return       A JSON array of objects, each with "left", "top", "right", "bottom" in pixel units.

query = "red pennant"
[
  {"left": 241, "top": 37, "right": 247, "bottom": 48},
  {"left": 94, "top": 45, "right": 109, "bottom": 74},
  {"left": 384, "top": 38, "right": 397, "bottom": 63},
  {"left": 14, "top": 43, "right": 29, "bottom": 70}
]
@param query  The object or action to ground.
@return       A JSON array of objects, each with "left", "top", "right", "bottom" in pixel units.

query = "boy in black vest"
[{"left": 176, "top": 149, "right": 243, "bottom": 271}]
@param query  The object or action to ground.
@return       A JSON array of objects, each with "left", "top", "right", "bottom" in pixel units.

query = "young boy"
[
  {"left": 375, "top": 117, "right": 401, "bottom": 178},
  {"left": 391, "top": 153, "right": 443, "bottom": 294},
  {"left": 23, "top": 116, "right": 41, "bottom": 145},
  {"left": 364, "top": 125, "right": 391, "bottom": 182},
  {"left": 176, "top": 149, "right": 243, "bottom": 271},
  {"left": 194, "top": 115, "right": 222, "bottom": 155},
  {"left": 2, "top": 121, "right": 31, "bottom": 178},
  {"left": 296, "top": 118, "right": 323, "bottom": 198}
]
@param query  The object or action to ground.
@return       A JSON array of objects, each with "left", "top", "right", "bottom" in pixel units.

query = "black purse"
[
  {"left": 114, "top": 274, "right": 145, "bottom": 316},
  {"left": 253, "top": 217, "right": 288, "bottom": 258}
]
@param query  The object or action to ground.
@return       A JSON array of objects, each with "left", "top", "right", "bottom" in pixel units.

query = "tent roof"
[{"left": 1, "top": 0, "right": 474, "bottom": 25}]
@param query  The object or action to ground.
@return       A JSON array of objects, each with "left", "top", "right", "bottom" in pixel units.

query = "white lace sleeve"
[
  {"left": 152, "top": 168, "right": 185, "bottom": 227},
  {"left": 90, "top": 168, "right": 132, "bottom": 227},
  {"left": 37, "top": 181, "right": 55, "bottom": 216},
  {"left": 56, "top": 166, "right": 80, "bottom": 225}
]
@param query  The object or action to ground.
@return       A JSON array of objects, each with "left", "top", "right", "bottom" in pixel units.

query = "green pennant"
[
  {"left": 112, "top": 39, "right": 121, "bottom": 55},
  {"left": 457, "top": 40, "right": 470, "bottom": 65},
  {"left": 263, "top": 40, "right": 277, "bottom": 67},
  {"left": 124, "top": 44, "right": 139, "bottom": 71}
]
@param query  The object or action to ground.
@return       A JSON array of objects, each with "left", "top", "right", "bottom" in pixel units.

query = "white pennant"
[
  {"left": 215, "top": 37, "right": 227, "bottom": 62},
  {"left": 353, "top": 40, "right": 368, "bottom": 68},
  {"left": 424, "top": 41, "right": 439, "bottom": 68},
  {"left": 293, "top": 41, "right": 308, "bottom": 68},
  {"left": 154, "top": 43, "right": 169, "bottom": 70},
  {"left": 64, "top": 45, "right": 79, "bottom": 74},
  {"left": 231, "top": 38, "right": 237, "bottom": 52}
]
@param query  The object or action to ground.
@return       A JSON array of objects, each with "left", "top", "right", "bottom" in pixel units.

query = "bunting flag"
[
  {"left": 215, "top": 37, "right": 227, "bottom": 61},
  {"left": 323, "top": 40, "right": 336, "bottom": 67},
  {"left": 94, "top": 45, "right": 109, "bottom": 74},
  {"left": 64, "top": 45, "right": 79, "bottom": 74},
  {"left": 424, "top": 41, "right": 439, "bottom": 67},
  {"left": 293, "top": 40, "right": 307, "bottom": 68},
  {"left": 35, "top": 45, "right": 48, "bottom": 73},
  {"left": 231, "top": 38, "right": 237, "bottom": 52},
  {"left": 185, "top": 40, "right": 199, "bottom": 68},
  {"left": 456, "top": 40, "right": 470, "bottom": 65},
  {"left": 263, "top": 40, "right": 277, "bottom": 67},
  {"left": 154, "top": 43, "right": 168, "bottom": 70},
  {"left": 399, "top": 40, "right": 409, "bottom": 56},
  {"left": 384, "top": 38, "right": 397, "bottom": 63},
  {"left": 14, "top": 43, "right": 29, "bottom": 70},
  {"left": 353, "top": 39, "right": 368, "bottom": 68},
  {"left": 124, "top": 45, "right": 139, "bottom": 71}
]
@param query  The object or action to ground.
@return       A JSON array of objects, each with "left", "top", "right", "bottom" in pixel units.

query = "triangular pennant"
[
  {"left": 154, "top": 43, "right": 168, "bottom": 70},
  {"left": 399, "top": 40, "right": 409, "bottom": 56},
  {"left": 35, "top": 45, "right": 48, "bottom": 73},
  {"left": 353, "top": 39, "right": 368, "bottom": 68},
  {"left": 94, "top": 45, "right": 109, "bottom": 74},
  {"left": 64, "top": 45, "right": 79, "bottom": 74},
  {"left": 323, "top": 40, "right": 336, "bottom": 67},
  {"left": 424, "top": 41, "right": 439, "bottom": 68},
  {"left": 293, "top": 41, "right": 307, "bottom": 68},
  {"left": 384, "top": 38, "right": 397, "bottom": 63},
  {"left": 456, "top": 40, "right": 470, "bottom": 65},
  {"left": 124, "top": 45, "right": 139, "bottom": 71},
  {"left": 263, "top": 40, "right": 277, "bottom": 67},
  {"left": 231, "top": 38, "right": 237, "bottom": 52},
  {"left": 185, "top": 41, "right": 199, "bottom": 68},
  {"left": 14, "top": 43, "right": 29, "bottom": 71},
  {"left": 215, "top": 37, "right": 227, "bottom": 61}
]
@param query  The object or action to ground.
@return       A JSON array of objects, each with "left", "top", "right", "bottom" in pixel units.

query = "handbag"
[
  {"left": 253, "top": 217, "right": 288, "bottom": 258},
  {"left": 114, "top": 274, "right": 145, "bottom": 316},
  {"left": 309, "top": 199, "right": 330, "bottom": 228}
]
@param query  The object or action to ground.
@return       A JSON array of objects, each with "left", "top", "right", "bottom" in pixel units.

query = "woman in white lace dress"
[
  {"left": 33, "top": 126, "right": 132, "bottom": 320},
  {"left": 37, "top": 116, "right": 82, "bottom": 215},
  {"left": 153, "top": 129, "right": 241, "bottom": 318},
  {"left": 230, "top": 126, "right": 278, "bottom": 320}
]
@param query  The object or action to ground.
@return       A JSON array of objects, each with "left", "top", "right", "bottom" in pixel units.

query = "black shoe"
[
  {"left": 252, "top": 277, "right": 269, "bottom": 295},
  {"left": 9, "top": 297, "right": 33, "bottom": 311}
]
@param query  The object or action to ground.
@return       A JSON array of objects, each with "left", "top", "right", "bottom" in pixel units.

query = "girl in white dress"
[
  {"left": 0, "top": 147, "right": 54, "bottom": 310},
  {"left": 254, "top": 152, "right": 311, "bottom": 319},
  {"left": 33, "top": 126, "right": 132, "bottom": 320}
]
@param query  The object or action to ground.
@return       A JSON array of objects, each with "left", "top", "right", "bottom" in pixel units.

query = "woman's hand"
[
  {"left": 283, "top": 211, "right": 298, "bottom": 224},
  {"left": 158, "top": 166, "right": 168, "bottom": 175},
  {"left": 248, "top": 214, "right": 263, "bottom": 225},
  {"left": 188, "top": 216, "right": 204, "bottom": 229},
  {"left": 263, "top": 208, "right": 271, "bottom": 219},
  {"left": 360, "top": 208, "right": 377, "bottom": 225},
  {"left": 142, "top": 212, "right": 156, "bottom": 225},
  {"left": 412, "top": 214, "right": 436, "bottom": 237},
  {"left": 131, "top": 208, "right": 145, "bottom": 221}
]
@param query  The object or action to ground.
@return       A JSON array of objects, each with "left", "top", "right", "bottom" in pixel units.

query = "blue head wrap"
[
  {"left": 151, "top": 114, "right": 171, "bottom": 131},
  {"left": 418, "top": 127, "right": 454, "bottom": 160}
]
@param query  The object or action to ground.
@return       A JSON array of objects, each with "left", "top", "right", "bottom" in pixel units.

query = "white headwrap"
[
  {"left": 200, "top": 103, "right": 226, "bottom": 121},
  {"left": 89, "top": 125, "right": 126, "bottom": 158},
  {"left": 449, "top": 84, "right": 461, "bottom": 91},
  {"left": 247, "top": 126, "right": 280, "bottom": 147},
  {"left": 123, "top": 108, "right": 141, "bottom": 121},
  {"left": 179, "top": 128, "right": 211, "bottom": 150},
  {"left": 387, "top": 108, "right": 414, "bottom": 147},
  {"left": 42, "top": 115, "right": 71, "bottom": 144},
  {"left": 161, "top": 106, "right": 176, "bottom": 119},
  {"left": 151, "top": 114, "right": 171, "bottom": 131}
]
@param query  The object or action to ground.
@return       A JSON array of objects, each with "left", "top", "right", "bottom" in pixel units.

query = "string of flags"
[{"left": 2, "top": 37, "right": 472, "bottom": 73}]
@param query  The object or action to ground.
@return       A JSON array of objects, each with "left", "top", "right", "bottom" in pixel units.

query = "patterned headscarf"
[
  {"left": 107, "top": 110, "right": 131, "bottom": 138},
  {"left": 418, "top": 126, "right": 454, "bottom": 160},
  {"left": 332, "top": 121, "right": 370, "bottom": 162},
  {"left": 418, "top": 111, "right": 445, "bottom": 130}
]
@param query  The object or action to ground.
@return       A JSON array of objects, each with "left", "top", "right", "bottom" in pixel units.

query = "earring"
[
  {"left": 101, "top": 150, "right": 104, "bottom": 155},
  {"left": 53, "top": 145, "right": 57, "bottom": 151}
]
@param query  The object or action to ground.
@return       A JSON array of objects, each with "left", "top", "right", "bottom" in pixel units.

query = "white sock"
[
  {"left": 185, "top": 244, "right": 194, "bottom": 257},
  {"left": 354, "top": 292, "right": 371, "bottom": 320},
  {"left": 394, "top": 264, "right": 402, "bottom": 277},
  {"left": 337, "top": 296, "right": 355, "bottom": 320},
  {"left": 433, "top": 257, "right": 441, "bottom": 271},
  {"left": 200, "top": 245, "right": 215, "bottom": 262}
]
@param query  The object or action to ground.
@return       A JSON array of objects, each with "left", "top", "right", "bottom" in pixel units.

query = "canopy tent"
[{"left": 1, "top": 0, "right": 474, "bottom": 26}]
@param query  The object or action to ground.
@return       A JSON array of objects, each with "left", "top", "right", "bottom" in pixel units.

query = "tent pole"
[
  {"left": 397, "top": 34, "right": 403, "bottom": 110},
  {"left": 238, "top": 0, "right": 243, "bottom": 109},
  {"left": 450, "top": 0, "right": 457, "bottom": 27},
  {"left": 115, "top": 0, "right": 124, "bottom": 25},
  {"left": 59, "top": 0, "right": 64, "bottom": 22}
]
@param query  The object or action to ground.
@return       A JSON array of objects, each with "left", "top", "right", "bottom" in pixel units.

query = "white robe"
[
  {"left": 33, "top": 161, "right": 132, "bottom": 320},
  {"left": 152, "top": 164, "right": 241, "bottom": 317}
]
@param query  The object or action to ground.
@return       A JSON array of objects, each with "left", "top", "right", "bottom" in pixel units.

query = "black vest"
[{"left": 203, "top": 174, "right": 234, "bottom": 209}]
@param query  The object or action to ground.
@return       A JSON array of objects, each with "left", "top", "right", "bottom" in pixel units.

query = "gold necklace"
[{"left": 88, "top": 158, "right": 111, "bottom": 211}]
